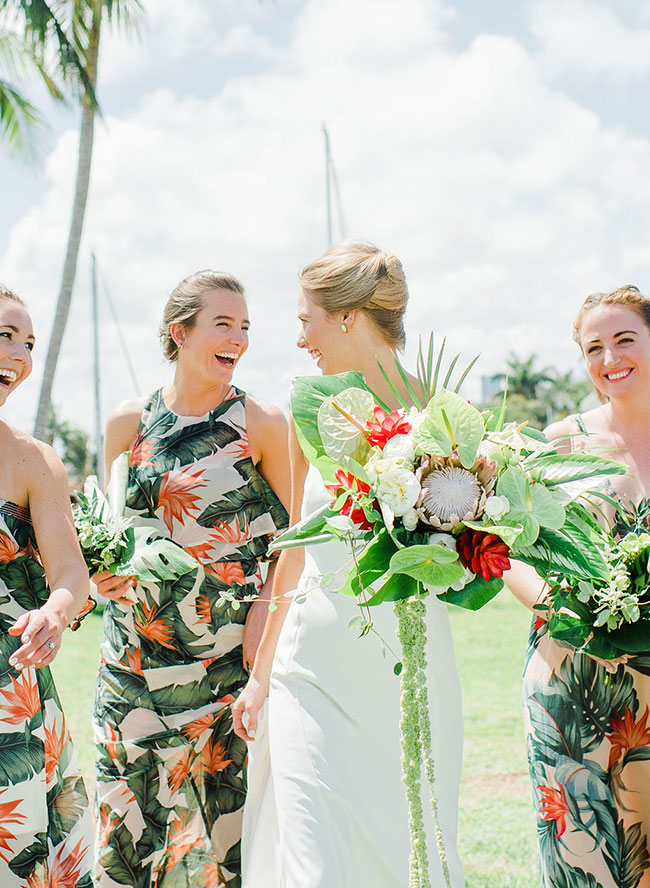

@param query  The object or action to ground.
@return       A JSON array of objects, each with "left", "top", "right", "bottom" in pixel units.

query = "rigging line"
[
  {"left": 330, "top": 156, "right": 347, "bottom": 241},
  {"left": 97, "top": 262, "right": 142, "bottom": 396}
]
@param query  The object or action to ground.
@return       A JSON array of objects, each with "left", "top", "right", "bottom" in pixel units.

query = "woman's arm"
[
  {"left": 233, "top": 419, "right": 308, "bottom": 742},
  {"left": 8, "top": 442, "right": 90, "bottom": 669}
]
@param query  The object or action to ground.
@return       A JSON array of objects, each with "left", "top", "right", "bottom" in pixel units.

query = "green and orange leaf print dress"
[
  {"left": 94, "top": 386, "right": 287, "bottom": 888},
  {"left": 0, "top": 501, "right": 94, "bottom": 888}
]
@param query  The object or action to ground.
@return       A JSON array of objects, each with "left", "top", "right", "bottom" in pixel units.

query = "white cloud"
[
  {"left": 529, "top": 0, "right": 650, "bottom": 80},
  {"left": 4, "top": 0, "right": 650, "bottom": 440}
]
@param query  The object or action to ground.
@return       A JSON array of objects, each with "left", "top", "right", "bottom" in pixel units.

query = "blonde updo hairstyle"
[
  {"left": 299, "top": 241, "right": 408, "bottom": 349},
  {"left": 160, "top": 270, "right": 245, "bottom": 362},
  {"left": 0, "top": 285, "right": 26, "bottom": 307},
  {"left": 573, "top": 285, "right": 650, "bottom": 347},
  {"left": 573, "top": 285, "right": 650, "bottom": 402}
]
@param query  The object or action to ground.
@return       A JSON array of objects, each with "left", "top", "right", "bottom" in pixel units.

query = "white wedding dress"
[{"left": 242, "top": 466, "right": 465, "bottom": 887}]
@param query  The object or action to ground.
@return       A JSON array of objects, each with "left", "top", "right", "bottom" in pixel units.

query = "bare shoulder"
[
  {"left": 105, "top": 397, "right": 147, "bottom": 447},
  {"left": 8, "top": 426, "right": 68, "bottom": 493},
  {"left": 245, "top": 396, "right": 288, "bottom": 438}
]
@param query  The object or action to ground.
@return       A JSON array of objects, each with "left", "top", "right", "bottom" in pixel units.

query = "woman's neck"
[
  {"left": 164, "top": 370, "right": 231, "bottom": 417},
  {"left": 347, "top": 344, "right": 417, "bottom": 410}
]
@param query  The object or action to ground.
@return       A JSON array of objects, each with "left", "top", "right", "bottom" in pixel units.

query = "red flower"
[
  {"left": 606, "top": 706, "right": 650, "bottom": 770},
  {"left": 538, "top": 783, "right": 569, "bottom": 837},
  {"left": 365, "top": 406, "right": 411, "bottom": 449},
  {"left": 325, "top": 470, "right": 374, "bottom": 531},
  {"left": 456, "top": 529, "right": 510, "bottom": 582}
]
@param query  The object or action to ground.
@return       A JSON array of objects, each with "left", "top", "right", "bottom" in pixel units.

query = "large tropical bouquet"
[
  {"left": 545, "top": 498, "right": 650, "bottom": 660},
  {"left": 274, "top": 342, "right": 625, "bottom": 888}
]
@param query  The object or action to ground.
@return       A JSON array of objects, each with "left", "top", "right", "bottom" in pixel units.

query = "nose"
[
  {"left": 296, "top": 329, "right": 307, "bottom": 349},
  {"left": 231, "top": 326, "right": 248, "bottom": 346},
  {"left": 602, "top": 345, "right": 619, "bottom": 367}
]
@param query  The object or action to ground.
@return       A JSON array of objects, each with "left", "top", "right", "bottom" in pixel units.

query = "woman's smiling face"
[
  {"left": 296, "top": 289, "right": 350, "bottom": 375},
  {"left": 0, "top": 301, "right": 34, "bottom": 407},
  {"left": 579, "top": 304, "right": 650, "bottom": 399},
  {"left": 175, "top": 288, "right": 249, "bottom": 385}
]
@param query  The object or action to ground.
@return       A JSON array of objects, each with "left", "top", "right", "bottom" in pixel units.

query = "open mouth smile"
[
  {"left": 214, "top": 352, "right": 239, "bottom": 368},
  {"left": 605, "top": 369, "right": 632, "bottom": 381},
  {"left": 308, "top": 349, "right": 322, "bottom": 361},
  {"left": 0, "top": 368, "right": 18, "bottom": 389}
]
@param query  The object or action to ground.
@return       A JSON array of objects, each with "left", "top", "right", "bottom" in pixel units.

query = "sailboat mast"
[
  {"left": 91, "top": 252, "right": 103, "bottom": 488},
  {"left": 323, "top": 123, "right": 333, "bottom": 245}
]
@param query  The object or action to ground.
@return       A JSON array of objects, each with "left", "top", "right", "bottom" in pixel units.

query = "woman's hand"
[
  {"left": 93, "top": 570, "right": 137, "bottom": 605},
  {"left": 232, "top": 674, "right": 270, "bottom": 742},
  {"left": 242, "top": 596, "right": 269, "bottom": 672},
  {"left": 8, "top": 604, "right": 65, "bottom": 670}
]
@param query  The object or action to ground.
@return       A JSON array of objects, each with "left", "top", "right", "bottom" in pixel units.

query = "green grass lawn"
[{"left": 51, "top": 594, "right": 541, "bottom": 886}]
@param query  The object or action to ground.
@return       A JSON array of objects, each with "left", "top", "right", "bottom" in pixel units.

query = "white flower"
[
  {"left": 484, "top": 495, "right": 510, "bottom": 521},
  {"left": 364, "top": 450, "right": 405, "bottom": 484},
  {"left": 427, "top": 532, "right": 457, "bottom": 552},
  {"left": 401, "top": 508, "right": 419, "bottom": 531},
  {"left": 377, "top": 469, "right": 420, "bottom": 517},
  {"left": 382, "top": 433, "right": 415, "bottom": 464},
  {"left": 407, "top": 406, "right": 427, "bottom": 433}
]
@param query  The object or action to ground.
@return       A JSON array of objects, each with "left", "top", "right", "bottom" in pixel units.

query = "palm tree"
[
  {"left": 19, "top": 0, "right": 141, "bottom": 441},
  {"left": 491, "top": 353, "right": 555, "bottom": 401}
]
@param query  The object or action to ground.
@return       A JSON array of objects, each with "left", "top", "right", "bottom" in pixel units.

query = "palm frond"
[{"left": 0, "top": 75, "right": 46, "bottom": 158}]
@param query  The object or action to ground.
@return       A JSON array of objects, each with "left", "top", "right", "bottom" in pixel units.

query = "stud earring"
[
  {"left": 177, "top": 341, "right": 184, "bottom": 350},
  {"left": 341, "top": 323, "right": 348, "bottom": 334}
]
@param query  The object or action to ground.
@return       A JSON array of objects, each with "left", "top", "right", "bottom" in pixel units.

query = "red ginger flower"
[
  {"left": 365, "top": 406, "right": 412, "bottom": 449},
  {"left": 325, "top": 470, "right": 374, "bottom": 531},
  {"left": 537, "top": 783, "right": 569, "bottom": 837},
  {"left": 606, "top": 705, "right": 650, "bottom": 770},
  {"left": 456, "top": 529, "right": 511, "bottom": 582}
]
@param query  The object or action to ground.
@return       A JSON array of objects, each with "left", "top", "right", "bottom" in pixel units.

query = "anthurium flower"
[
  {"left": 366, "top": 406, "right": 412, "bottom": 448},
  {"left": 456, "top": 529, "right": 511, "bottom": 582}
]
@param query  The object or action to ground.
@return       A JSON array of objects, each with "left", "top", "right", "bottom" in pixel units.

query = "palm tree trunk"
[{"left": 33, "top": 6, "right": 101, "bottom": 440}]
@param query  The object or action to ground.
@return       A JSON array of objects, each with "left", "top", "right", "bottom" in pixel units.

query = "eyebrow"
[
  {"left": 0, "top": 324, "right": 35, "bottom": 340},
  {"left": 586, "top": 330, "right": 638, "bottom": 343},
  {"left": 212, "top": 315, "right": 250, "bottom": 324}
]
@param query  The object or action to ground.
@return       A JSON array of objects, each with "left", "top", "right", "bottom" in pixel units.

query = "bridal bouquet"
[
  {"left": 74, "top": 452, "right": 199, "bottom": 601},
  {"left": 274, "top": 341, "right": 624, "bottom": 888},
  {"left": 545, "top": 500, "right": 650, "bottom": 659}
]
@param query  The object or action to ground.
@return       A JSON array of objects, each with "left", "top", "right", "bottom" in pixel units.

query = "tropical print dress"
[
  {"left": 0, "top": 500, "right": 94, "bottom": 888},
  {"left": 94, "top": 386, "right": 287, "bottom": 888},
  {"left": 523, "top": 415, "right": 650, "bottom": 888}
]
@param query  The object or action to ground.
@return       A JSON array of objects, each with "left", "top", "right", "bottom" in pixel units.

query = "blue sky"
[{"left": 3, "top": 0, "right": 650, "bottom": 436}]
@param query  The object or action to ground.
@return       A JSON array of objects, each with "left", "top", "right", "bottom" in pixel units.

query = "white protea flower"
[{"left": 415, "top": 454, "right": 496, "bottom": 531}]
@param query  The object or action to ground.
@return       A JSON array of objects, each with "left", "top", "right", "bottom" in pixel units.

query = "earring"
[
  {"left": 177, "top": 341, "right": 184, "bottom": 350},
  {"left": 341, "top": 323, "right": 348, "bottom": 334}
]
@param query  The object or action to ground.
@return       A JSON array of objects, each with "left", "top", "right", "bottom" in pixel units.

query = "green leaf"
[
  {"left": 623, "top": 747, "right": 650, "bottom": 766},
  {"left": 7, "top": 831, "right": 48, "bottom": 878},
  {"left": 393, "top": 661, "right": 403, "bottom": 675},
  {"left": 366, "top": 573, "right": 419, "bottom": 604},
  {"left": 331, "top": 530, "right": 398, "bottom": 597},
  {"left": 291, "top": 372, "right": 371, "bottom": 479},
  {"left": 0, "top": 731, "right": 43, "bottom": 786},
  {"left": 317, "top": 387, "right": 374, "bottom": 464},
  {"left": 119, "top": 528, "right": 198, "bottom": 582},
  {"left": 516, "top": 524, "right": 610, "bottom": 582},
  {"left": 524, "top": 452, "right": 627, "bottom": 487},
  {"left": 438, "top": 575, "right": 503, "bottom": 610},
  {"left": 462, "top": 519, "right": 523, "bottom": 547},
  {"left": 272, "top": 503, "right": 336, "bottom": 551},
  {"left": 423, "top": 389, "right": 485, "bottom": 467},
  {"left": 389, "top": 544, "right": 465, "bottom": 586}
]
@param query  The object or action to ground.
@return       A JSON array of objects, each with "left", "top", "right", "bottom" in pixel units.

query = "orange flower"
[
  {"left": 44, "top": 717, "right": 68, "bottom": 784},
  {"left": 162, "top": 812, "right": 204, "bottom": 873},
  {"left": 47, "top": 835, "right": 89, "bottom": 888},
  {"left": 0, "top": 532, "right": 21, "bottom": 564},
  {"left": 199, "top": 738, "right": 233, "bottom": 776},
  {"left": 167, "top": 748, "right": 192, "bottom": 795},
  {"left": 607, "top": 706, "right": 650, "bottom": 769},
  {"left": 206, "top": 560, "right": 246, "bottom": 586},
  {"left": 538, "top": 783, "right": 570, "bottom": 837},
  {"left": 181, "top": 712, "right": 217, "bottom": 742},
  {"left": 97, "top": 803, "right": 116, "bottom": 848},
  {"left": 200, "top": 859, "right": 223, "bottom": 887},
  {"left": 129, "top": 430, "right": 159, "bottom": 468},
  {"left": 224, "top": 437, "right": 250, "bottom": 460},
  {"left": 105, "top": 723, "right": 121, "bottom": 763},
  {"left": 157, "top": 468, "right": 207, "bottom": 533},
  {"left": 209, "top": 516, "right": 249, "bottom": 544},
  {"left": 195, "top": 594, "right": 212, "bottom": 625},
  {"left": 134, "top": 602, "right": 176, "bottom": 650},
  {"left": 126, "top": 647, "right": 143, "bottom": 675},
  {"left": 0, "top": 790, "right": 26, "bottom": 863},
  {"left": 202, "top": 656, "right": 218, "bottom": 670},
  {"left": 0, "top": 670, "right": 41, "bottom": 725}
]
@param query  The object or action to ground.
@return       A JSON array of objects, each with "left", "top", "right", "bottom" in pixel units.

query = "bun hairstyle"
[
  {"left": 159, "top": 270, "right": 245, "bottom": 362},
  {"left": 0, "top": 285, "right": 26, "bottom": 307},
  {"left": 299, "top": 240, "right": 408, "bottom": 349},
  {"left": 573, "top": 285, "right": 650, "bottom": 347}
]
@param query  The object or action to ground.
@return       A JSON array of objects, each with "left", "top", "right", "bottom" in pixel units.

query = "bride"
[{"left": 232, "top": 241, "right": 465, "bottom": 887}]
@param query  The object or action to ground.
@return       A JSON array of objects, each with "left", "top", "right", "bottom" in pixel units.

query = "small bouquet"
[
  {"left": 74, "top": 452, "right": 199, "bottom": 602},
  {"left": 274, "top": 338, "right": 624, "bottom": 888},
  {"left": 546, "top": 500, "right": 650, "bottom": 659}
]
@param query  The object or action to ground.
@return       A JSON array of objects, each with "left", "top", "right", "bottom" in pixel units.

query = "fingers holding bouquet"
[{"left": 92, "top": 570, "right": 138, "bottom": 606}]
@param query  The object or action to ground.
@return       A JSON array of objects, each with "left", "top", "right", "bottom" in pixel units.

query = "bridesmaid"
[
  {"left": 93, "top": 270, "right": 290, "bottom": 888},
  {"left": 0, "top": 285, "right": 94, "bottom": 886},
  {"left": 507, "top": 286, "right": 650, "bottom": 887}
]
